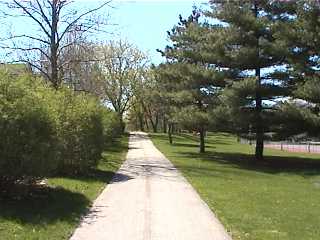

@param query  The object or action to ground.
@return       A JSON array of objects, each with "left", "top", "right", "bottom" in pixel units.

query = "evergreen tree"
[
  {"left": 204, "top": 0, "right": 293, "bottom": 160},
  {"left": 290, "top": 1, "right": 320, "bottom": 123},
  {"left": 273, "top": 1, "right": 320, "bottom": 138},
  {"left": 157, "top": 9, "right": 226, "bottom": 153}
]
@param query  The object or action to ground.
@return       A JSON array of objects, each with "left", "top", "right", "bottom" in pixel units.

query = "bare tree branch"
[
  {"left": 1, "top": 46, "right": 50, "bottom": 59},
  {"left": 58, "top": 1, "right": 112, "bottom": 43},
  {"left": 6, "top": 59, "right": 51, "bottom": 80},
  {"left": 0, "top": 34, "right": 50, "bottom": 45},
  {"left": 12, "top": 0, "right": 51, "bottom": 38},
  {"left": 35, "top": 0, "right": 52, "bottom": 29},
  {"left": 0, "top": 0, "right": 112, "bottom": 89}
]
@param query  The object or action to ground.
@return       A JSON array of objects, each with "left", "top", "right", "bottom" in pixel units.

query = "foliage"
[
  {"left": 175, "top": 106, "right": 209, "bottom": 131},
  {"left": 128, "top": 68, "right": 166, "bottom": 133},
  {"left": 150, "top": 1, "right": 319, "bottom": 158},
  {"left": 101, "top": 108, "right": 123, "bottom": 142},
  {"left": 264, "top": 1, "right": 320, "bottom": 140},
  {"left": 0, "top": 72, "right": 58, "bottom": 182},
  {"left": 157, "top": 9, "right": 226, "bottom": 152},
  {"left": 203, "top": 0, "right": 295, "bottom": 160},
  {"left": 273, "top": 102, "right": 320, "bottom": 139},
  {"left": 96, "top": 40, "right": 149, "bottom": 130},
  {"left": 0, "top": 71, "right": 123, "bottom": 186},
  {"left": 54, "top": 90, "right": 105, "bottom": 174}
]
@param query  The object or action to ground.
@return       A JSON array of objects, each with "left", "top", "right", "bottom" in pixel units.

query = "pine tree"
[
  {"left": 157, "top": 9, "right": 226, "bottom": 153},
  {"left": 289, "top": 1, "right": 320, "bottom": 105},
  {"left": 273, "top": 1, "right": 320, "bottom": 138},
  {"left": 204, "top": 0, "right": 294, "bottom": 160}
]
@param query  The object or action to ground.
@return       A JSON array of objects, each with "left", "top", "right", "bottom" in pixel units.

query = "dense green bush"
[
  {"left": 55, "top": 90, "right": 105, "bottom": 174},
  {"left": 0, "top": 71, "right": 123, "bottom": 184},
  {"left": 0, "top": 73, "right": 58, "bottom": 183},
  {"left": 101, "top": 108, "right": 122, "bottom": 143}
]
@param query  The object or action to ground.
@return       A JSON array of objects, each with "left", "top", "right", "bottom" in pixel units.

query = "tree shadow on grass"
[
  {"left": 61, "top": 168, "right": 132, "bottom": 184},
  {"left": 178, "top": 151, "right": 320, "bottom": 177},
  {"left": 0, "top": 186, "right": 90, "bottom": 225},
  {"left": 150, "top": 133, "right": 186, "bottom": 142},
  {"left": 173, "top": 142, "right": 201, "bottom": 148},
  {"left": 173, "top": 142, "right": 217, "bottom": 149},
  {"left": 177, "top": 133, "right": 231, "bottom": 145},
  {"left": 177, "top": 133, "right": 199, "bottom": 142},
  {"left": 104, "top": 140, "right": 128, "bottom": 153},
  {"left": 151, "top": 133, "right": 231, "bottom": 146}
]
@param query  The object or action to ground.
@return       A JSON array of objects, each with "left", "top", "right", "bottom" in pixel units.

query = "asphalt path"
[{"left": 70, "top": 132, "right": 232, "bottom": 240}]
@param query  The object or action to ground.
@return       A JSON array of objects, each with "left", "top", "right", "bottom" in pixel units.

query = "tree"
[
  {"left": 59, "top": 34, "right": 103, "bottom": 93},
  {"left": 0, "top": 0, "right": 110, "bottom": 89},
  {"left": 204, "top": 0, "right": 293, "bottom": 160},
  {"left": 96, "top": 40, "right": 149, "bottom": 131},
  {"left": 158, "top": 9, "right": 226, "bottom": 153},
  {"left": 128, "top": 96, "right": 146, "bottom": 131},
  {"left": 275, "top": 1, "right": 320, "bottom": 138},
  {"left": 132, "top": 68, "right": 169, "bottom": 133}
]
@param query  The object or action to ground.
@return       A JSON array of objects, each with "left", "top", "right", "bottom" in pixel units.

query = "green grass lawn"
[
  {"left": 0, "top": 135, "right": 129, "bottom": 240},
  {"left": 150, "top": 132, "right": 320, "bottom": 240}
]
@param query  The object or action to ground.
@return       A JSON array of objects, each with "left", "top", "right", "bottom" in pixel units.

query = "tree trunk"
[
  {"left": 50, "top": 2, "right": 59, "bottom": 89},
  {"left": 138, "top": 114, "right": 144, "bottom": 131},
  {"left": 118, "top": 113, "right": 125, "bottom": 133},
  {"left": 145, "top": 116, "right": 149, "bottom": 131},
  {"left": 149, "top": 116, "right": 157, "bottom": 133},
  {"left": 168, "top": 123, "right": 173, "bottom": 145},
  {"left": 163, "top": 118, "right": 167, "bottom": 133},
  {"left": 152, "top": 125, "right": 158, "bottom": 133},
  {"left": 254, "top": 2, "right": 264, "bottom": 161},
  {"left": 148, "top": 112, "right": 159, "bottom": 133},
  {"left": 199, "top": 128, "right": 205, "bottom": 153},
  {"left": 255, "top": 72, "right": 264, "bottom": 160},
  {"left": 152, "top": 114, "right": 159, "bottom": 133}
]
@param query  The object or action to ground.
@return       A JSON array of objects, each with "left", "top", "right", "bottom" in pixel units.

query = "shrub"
[
  {"left": 0, "top": 73, "right": 58, "bottom": 184},
  {"left": 0, "top": 70, "right": 124, "bottom": 184},
  {"left": 54, "top": 90, "right": 105, "bottom": 174},
  {"left": 53, "top": 93, "right": 125, "bottom": 174},
  {"left": 101, "top": 108, "right": 122, "bottom": 143}
]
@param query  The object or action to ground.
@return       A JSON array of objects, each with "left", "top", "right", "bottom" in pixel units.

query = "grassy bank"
[
  {"left": 0, "top": 135, "right": 129, "bottom": 240},
  {"left": 150, "top": 133, "right": 320, "bottom": 240}
]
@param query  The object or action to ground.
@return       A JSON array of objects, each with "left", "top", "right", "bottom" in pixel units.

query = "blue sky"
[
  {"left": 106, "top": 0, "right": 207, "bottom": 63},
  {"left": 0, "top": 0, "right": 208, "bottom": 64}
]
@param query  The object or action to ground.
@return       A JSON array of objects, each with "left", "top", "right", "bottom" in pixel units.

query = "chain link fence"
[{"left": 240, "top": 139, "right": 320, "bottom": 154}]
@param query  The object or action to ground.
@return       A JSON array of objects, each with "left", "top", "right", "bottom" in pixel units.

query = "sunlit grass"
[{"left": 150, "top": 132, "right": 320, "bottom": 240}]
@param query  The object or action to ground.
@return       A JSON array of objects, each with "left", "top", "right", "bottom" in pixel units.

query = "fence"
[{"left": 240, "top": 139, "right": 320, "bottom": 154}]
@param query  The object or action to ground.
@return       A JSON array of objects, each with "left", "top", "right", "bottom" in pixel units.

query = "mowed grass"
[
  {"left": 150, "top": 133, "right": 320, "bottom": 240},
  {"left": 0, "top": 135, "right": 129, "bottom": 240}
]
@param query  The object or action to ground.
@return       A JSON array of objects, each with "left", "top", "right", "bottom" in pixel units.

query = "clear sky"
[
  {"left": 0, "top": 0, "right": 207, "bottom": 65},
  {"left": 106, "top": 0, "right": 207, "bottom": 64}
]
